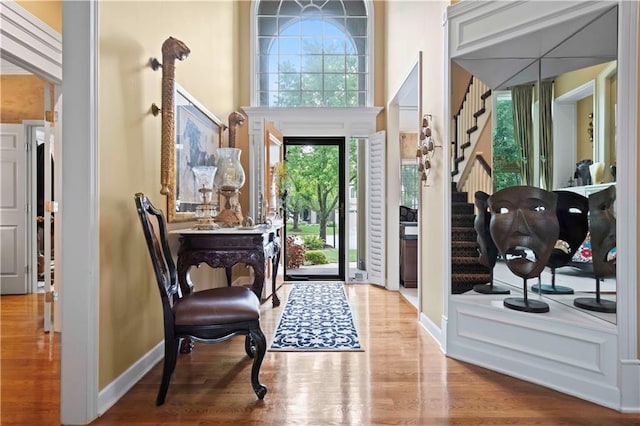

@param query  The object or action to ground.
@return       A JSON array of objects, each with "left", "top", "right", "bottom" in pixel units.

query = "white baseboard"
[
  {"left": 419, "top": 311, "right": 444, "bottom": 352},
  {"left": 97, "top": 341, "right": 164, "bottom": 416},
  {"left": 620, "top": 359, "right": 640, "bottom": 413}
]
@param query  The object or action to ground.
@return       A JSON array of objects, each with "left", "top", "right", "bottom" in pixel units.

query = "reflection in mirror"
[
  {"left": 263, "top": 122, "right": 283, "bottom": 223},
  {"left": 451, "top": 4, "right": 618, "bottom": 323},
  {"left": 168, "top": 84, "right": 225, "bottom": 222}
]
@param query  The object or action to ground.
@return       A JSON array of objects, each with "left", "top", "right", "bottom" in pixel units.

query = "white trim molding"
[
  {"left": 419, "top": 312, "right": 444, "bottom": 352},
  {"left": 616, "top": 0, "right": 639, "bottom": 412},
  {"left": 98, "top": 342, "right": 164, "bottom": 416},
  {"left": 0, "top": 0, "right": 62, "bottom": 84},
  {"left": 61, "top": 1, "right": 100, "bottom": 424},
  {"left": 241, "top": 106, "right": 382, "bottom": 219}
]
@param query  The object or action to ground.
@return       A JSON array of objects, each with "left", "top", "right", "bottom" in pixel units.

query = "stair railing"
[
  {"left": 451, "top": 76, "right": 491, "bottom": 180},
  {"left": 458, "top": 154, "right": 492, "bottom": 204}
]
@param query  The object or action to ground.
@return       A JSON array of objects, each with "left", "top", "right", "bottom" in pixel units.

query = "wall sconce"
[
  {"left": 416, "top": 114, "right": 439, "bottom": 186},
  {"left": 587, "top": 112, "right": 594, "bottom": 143}
]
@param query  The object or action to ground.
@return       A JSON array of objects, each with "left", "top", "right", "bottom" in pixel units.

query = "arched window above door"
[{"left": 253, "top": 0, "right": 372, "bottom": 107}]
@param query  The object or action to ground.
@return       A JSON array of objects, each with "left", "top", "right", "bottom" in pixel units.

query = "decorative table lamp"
[
  {"left": 214, "top": 147, "right": 246, "bottom": 227},
  {"left": 192, "top": 166, "right": 218, "bottom": 230}
]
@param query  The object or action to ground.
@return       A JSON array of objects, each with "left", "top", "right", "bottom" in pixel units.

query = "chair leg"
[
  {"left": 249, "top": 325, "right": 267, "bottom": 400},
  {"left": 245, "top": 335, "right": 255, "bottom": 359},
  {"left": 156, "top": 338, "right": 179, "bottom": 406}
]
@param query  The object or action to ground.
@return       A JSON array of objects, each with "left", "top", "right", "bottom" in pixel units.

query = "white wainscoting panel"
[{"left": 447, "top": 296, "right": 619, "bottom": 410}]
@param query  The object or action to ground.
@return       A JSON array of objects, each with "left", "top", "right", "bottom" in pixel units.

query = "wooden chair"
[{"left": 134, "top": 193, "right": 267, "bottom": 405}]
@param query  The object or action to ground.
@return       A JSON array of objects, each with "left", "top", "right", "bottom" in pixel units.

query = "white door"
[
  {"left": 367, "top": 130, "right": 386, "bottom": 286},
  {"left": 1, "top": 124, "right": 28, "bottom": 294}
]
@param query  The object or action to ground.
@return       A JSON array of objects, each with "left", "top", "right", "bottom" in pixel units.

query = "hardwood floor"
[
  {"left": 1, "top": 293, "right": 59, "bottom": 425},
  {"left": 2, "top": 285, "right": 639, "bottom": 425}
]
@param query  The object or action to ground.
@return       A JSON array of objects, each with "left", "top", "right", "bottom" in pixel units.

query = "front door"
[
  {"left": 283, "top": 137, "right": 345, "bottom": 281},
  {"left": 1, "top": 124, "right": 28, "bottom": 294}
]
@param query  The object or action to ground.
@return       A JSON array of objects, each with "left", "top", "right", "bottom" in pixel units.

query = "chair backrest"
[{"left": 134, "top": 193, "right": 179, "bottom": 313}]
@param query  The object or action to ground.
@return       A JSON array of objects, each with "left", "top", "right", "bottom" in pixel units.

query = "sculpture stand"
[
  {"left": 215, "top": 188, "right": 243, "bottom": 227},
  {"left": 574, "top": 277, "right": 616, "bottom": 313},
  {"left": 530, "top": 267, "right": 574, "bottom": 294},
  {"left": 504, "top": 278, "right": 549, "bottom": 313},
  {"left": 473, "top": 270, "right": 510, "bottom": 294}
]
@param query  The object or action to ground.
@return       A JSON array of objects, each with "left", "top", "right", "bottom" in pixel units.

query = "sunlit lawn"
[{"left": 286, "top": 222, "right": 357, "bottom": 262}]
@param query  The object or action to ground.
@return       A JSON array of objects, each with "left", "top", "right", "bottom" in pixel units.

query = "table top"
[{"left": 169, "top": 221, "right": 282, "bottom": 236}]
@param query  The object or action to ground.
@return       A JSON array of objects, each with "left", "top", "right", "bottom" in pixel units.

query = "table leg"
[
  {"left": 176, "top": 258, "right": 194, "bottom": 296},
  {"left": 225, "top": 267, "right": 232, "bottom": 286},
  {"left": 271, "top": 251, "right": 281, "bottom": 307}
]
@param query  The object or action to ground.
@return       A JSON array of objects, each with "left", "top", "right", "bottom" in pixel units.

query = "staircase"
[
  {"left": 451, "top": 76, "right": 492, "bottom": 180},
  {"left": 450, "top": 75, "right": 493, "bottom": 294},
  {"left": 451, "top": 184, "right": 491, "bottom": 294}
]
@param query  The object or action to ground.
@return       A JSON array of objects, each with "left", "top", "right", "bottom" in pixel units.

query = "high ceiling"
[{"left": 452, "top": 5, "right": 617, "bottom": 90}]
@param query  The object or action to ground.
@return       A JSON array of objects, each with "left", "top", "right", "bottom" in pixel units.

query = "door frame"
[
  {"left": 283, "top": 137, "right": 346, "bottom": 282},
  {"left": 242, "top": 107, "right": 382, "bottom": 285}
]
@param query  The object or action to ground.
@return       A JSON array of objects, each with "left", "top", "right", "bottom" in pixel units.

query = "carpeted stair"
[{"left": 451, "top": 183, "right": 491, "bottom": 294}]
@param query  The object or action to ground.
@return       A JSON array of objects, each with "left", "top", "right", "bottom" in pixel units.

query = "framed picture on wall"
[{"left": 173, "top": 83, "right": 225, "bottom": 216}]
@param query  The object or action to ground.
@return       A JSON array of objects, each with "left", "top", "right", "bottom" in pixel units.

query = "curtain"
[
  {"left": 511, "top": 84, "right": 534, "bottom": 185},
  {"left": 539, "top": 80, "right": 554, "bottom": 190}
]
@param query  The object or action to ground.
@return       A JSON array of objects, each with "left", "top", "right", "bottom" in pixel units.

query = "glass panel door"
[{"left": 283, "top": 137, "right": 345, "bottom": 281}]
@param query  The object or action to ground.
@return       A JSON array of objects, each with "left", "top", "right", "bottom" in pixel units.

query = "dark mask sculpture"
[
  {"left": 488, "top": 186, "right": 559, "bottom": 279},
  {"left": 549, "top": 191, "right": 589, "bottom": 269},
  {"left": 531, "top": 191, "right": 589, "bottom": 295},
  {"left": 473, "top": 191, "right": 509, "bottom": 294},
  {"left": 474, "top": 191, "right": 499, "bottom": 269},
  {"left": 589, "top": 185, "right": 616, "bottom": 278},
  {"left": 574, "top": 185, "right": 617, "bottom": 313}
]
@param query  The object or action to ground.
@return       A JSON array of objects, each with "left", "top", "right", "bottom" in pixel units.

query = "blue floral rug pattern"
[{"left": 270, "top": 282, "right": 362, "bottom": 351}]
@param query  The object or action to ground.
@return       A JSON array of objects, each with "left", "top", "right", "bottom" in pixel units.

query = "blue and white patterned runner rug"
[{"left": 270, "top": 282, "right": 363, "bottom": 351}]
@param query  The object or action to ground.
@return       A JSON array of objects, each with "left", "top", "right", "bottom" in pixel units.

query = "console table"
[{"left": 169, "top": 223, "right": 282, "bottom": 308}]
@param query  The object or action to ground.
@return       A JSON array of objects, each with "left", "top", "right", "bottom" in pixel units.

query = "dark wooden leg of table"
[
  {"left": 247, "top": 256, "right": 265, "bottom": 301},
  {"left": 271, "top": 250, "right": 281, "bottom": 307},
  {"left": 176, "top": 257, "right": 195, "bottom": 296},
  {"left": 225, "top": 267, "right": 232, "bottom": 286}
]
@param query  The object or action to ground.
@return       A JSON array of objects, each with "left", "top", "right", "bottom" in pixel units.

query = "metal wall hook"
[
  {"left": 149, "top": 57, "right": 162, "bottom": 71},
  {"left": 151, "top": 103, "right": 161, "bottom": 116}
]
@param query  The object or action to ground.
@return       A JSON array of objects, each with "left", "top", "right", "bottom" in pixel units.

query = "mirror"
[
  {"left": 452, "top": 5, "right": 618, "bottom": 323},
  {"left": 156, "top": 36, "right": 226, "bottom": 222},
  {"left": 169, "top": 83, "right": 225, "bottom": 222},
  {"left": 264, "top": 121, "right": 283, "bottom": 221}
]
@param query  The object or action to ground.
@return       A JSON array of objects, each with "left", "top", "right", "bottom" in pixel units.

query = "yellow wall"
[
  {"left": 0, "top": 75, "right": 46, "bottom": 122},
  {"left": 98, "top": 0, "right": 240, "bottom": 389},
  {"left": 554, "top": 62, "right": 613, "bottom": 98},
  {"left": 15, "top": 0, "right": 62, "bottom": 33},
  {"left": 576, "top": 96, "right": 593, "bottom": 162},
  {"left": 385, "top": 0, "right": 448, "bottom": 326},
  {"left": 401, "top": 133, "right": 418, "bottom": 159}
]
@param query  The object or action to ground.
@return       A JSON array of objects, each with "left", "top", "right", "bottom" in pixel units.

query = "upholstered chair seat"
[{"left": 173, "top": 286, "right": 260, "bottom": 326}]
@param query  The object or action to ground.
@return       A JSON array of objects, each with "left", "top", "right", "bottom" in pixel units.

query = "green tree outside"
[{"left": 493, "top": 95, "right": 523, "bottom": 192}]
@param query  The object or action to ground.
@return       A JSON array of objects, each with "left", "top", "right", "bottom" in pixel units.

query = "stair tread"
[
  {"left": 451, "top": 272, "right": 492, "bottom": 280},
  {"left": 451, "top": 240, "right": 478, "bottom": 246},
  {"left": 452, "top": 256, "right": 483, "bottom": 263}
]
